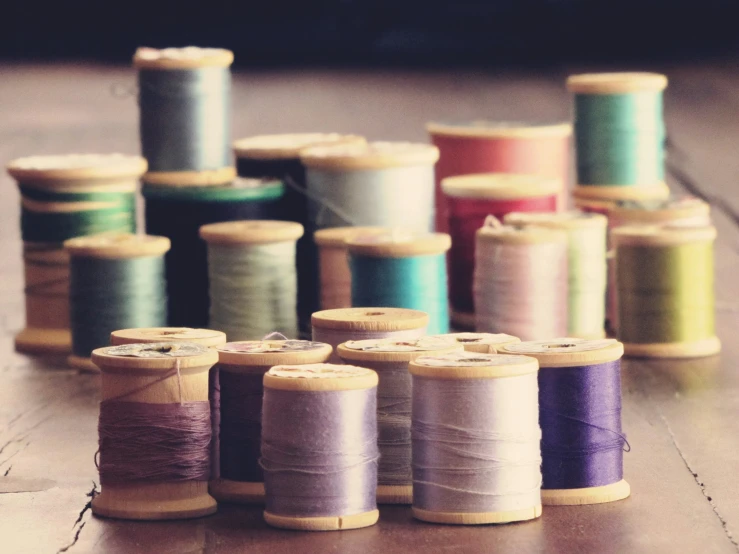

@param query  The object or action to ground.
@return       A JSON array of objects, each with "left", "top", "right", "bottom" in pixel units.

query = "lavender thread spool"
[
  {"left": 110, "top": 327, "right": 226, "bottom": 347},
  {"left": 209, "top": 339, "right": 332, "bottom": 504},
  {"left": 261, "top": 363, "right": 380, "bottom": 531},
  {"left": 501, "top": 338, "right": 631, "bottom": 505},
  {"left": 409, "top": 351, "right": 542, "bottom": 525},
  {"left": 311, "top": 307, "right": 429, "bottom": 363},
  {"left": 426, "top": 332, "right": 521, "bottom": 354},
  {"left": 337, "top": 336, "right": 463, "bottom": 504}
]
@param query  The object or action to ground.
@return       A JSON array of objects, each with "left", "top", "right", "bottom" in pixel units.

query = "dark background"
[{"left": 3, "top": 0, "right": 739, "bottom": 67}]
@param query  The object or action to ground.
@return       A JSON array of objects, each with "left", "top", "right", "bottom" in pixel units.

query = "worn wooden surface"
[{"left": 1, "top": 62, "right": 738, "bottom": 554}]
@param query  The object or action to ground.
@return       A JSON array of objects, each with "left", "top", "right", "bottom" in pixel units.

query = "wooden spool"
[
  {"left": 91, "top": 342, "right": 219, "bottom": 520},
  {"left": 572, "top": 183, "right": 670, "bottom": 216},
  {"left": 110, "top": 327, "right": 227, "bottom": 347},
  {"left": 209, "top": 340, "right": 332, "bottom": 504},
  {"left": 336, "top": 336, "right": 463, "bottom": 504},
  {"left": 428, "top": 332, "right": 521, "bottom": 353},
  {"left": 262, "top": 363, "right": 380, "bottom": 531},
  {"left": 233, "top": 133, "right": 366, "bottom": 162}
]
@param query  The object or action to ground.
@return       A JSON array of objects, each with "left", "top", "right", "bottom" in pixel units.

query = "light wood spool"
[{"left": 110, "top": 327, "right": 227, "bottom": 348}]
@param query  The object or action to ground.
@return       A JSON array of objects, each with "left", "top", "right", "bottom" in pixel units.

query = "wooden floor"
[{"left": 1, "top": 61, "right": 739, "bottom": 554}]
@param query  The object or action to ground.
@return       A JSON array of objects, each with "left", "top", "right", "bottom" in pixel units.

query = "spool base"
[
  {"left": 263, "top": 509, "right": 379, "bottom": 531},
  {"left": 67, "top": 355, "right": 101, "bottom": 373},
  {"left": 15, "top": 328, "right": 71, "bottom": 355},
  {"left": 542, "top": 479, "right": 631, "bottom": 506},
  {"left": 377, "top": 484, "right": 412, "bottom": 505},
  {"left": 209, "top": 479, "right": 265, "bottom": 504},
  {"left": 92, "top": 489, "right": 217, "bottom": 521},
  {"left": 622, "top": 337, "right": 721, "bottom": 359},
  {"left": 144, "top": 167, "right": 236, "bottom": 187},
  {"left": 412, "top": 504, "right": 542, "bottom": 525},
  {"left": 450, "top": 310, "right": 475, "bottom": 331}
]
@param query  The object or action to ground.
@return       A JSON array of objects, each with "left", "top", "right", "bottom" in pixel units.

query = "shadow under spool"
[
  {"left": 110, "top": 327, "right": 227, "bottom": 347},
  {"left": 91, "top": 342, "right": 219, "bottom": 521},
  {"left": 209, "top": 339, "right": 332, "bottom": 504},
  {"left": 425, "top": 332, "right": 521, "bottom": 354}
]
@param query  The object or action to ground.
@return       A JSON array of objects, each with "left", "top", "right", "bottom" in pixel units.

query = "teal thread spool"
[
  {"left": 567, "top": 73, "right": 667, "bottom": 188},
  {"left": 347, "top": 231, "right": 451, "bottom": 335},
  {"left": 65, "top": 234, "right": 170, "bottom": 372}
]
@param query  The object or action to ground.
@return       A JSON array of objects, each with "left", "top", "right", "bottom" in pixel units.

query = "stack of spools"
[{"left": 7, "top": 154, "right": 145, "bottom": 355}]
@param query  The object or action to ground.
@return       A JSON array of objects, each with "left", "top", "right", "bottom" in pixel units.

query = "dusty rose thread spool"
[
  {"left": 91, "top": 342, "right": 218, "bottom": 520},
  {"left": 427, "top": 332, "right": 521, "bottom": 354},
  {"left": 261, "top": 363, "right": 380, "bottom": 531},
  {"left": 337, "top": 336, "right": 463, "bottom": 504},
  {"left": 209, "top": 339, "right": 332, "bottom": 504},
  {"left": 111, "top": 327, "right": 226, "bottom": 347}
]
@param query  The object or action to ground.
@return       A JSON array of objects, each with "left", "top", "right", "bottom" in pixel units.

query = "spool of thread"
[
  {"left": 474, "top": 217, "right": 568, "bottom": 340},
  {"left": 568, "top": 72, "right": 667, "bottom": 189},
  {"left": 134, "top": 47, "right": 235, "bottom": 185},
  {"left": 91, "top": 342, "right": 218, "bottom": 520},
  {"left": 572, "top": 182, "right": 670, "bottom": 216},
  {"left": 209, "top": 339, "right": 332, "bottom": 504},
  {"left": 504, "top": 211, "right": 608, "bottom": 339},
  {"left": 442, "top": 173, "right": 559, "bottom": 328},
  {"left": 409, "top": 351, "right": 542, "bottom": 524},
  {"left": 261, "top": 363, "right": 380, "bottom": 531},
  {"left": 612, "top": 223, "right": 720, "bottom": 358},
  {"left": 7, "top": 154, "right": 146, "bottom": 355},
  {"left": 426, "top": 332, "right": 520, "bottom": 353},
  {"left": 300, "top": 141, "right": 438, "bottom": 232},
  {"left": 200, "top": 220, "right": 303, "bottom": 340},
  {"left": 347, "top": 230, "right": 451, "bottom": 334},
  {"left": 311, "top": 307, "right": 429, "bottom": 363},
  {"left": 234, "top": 133, "right": 367, "bottom": 333},
  {"left": 501, "top": 338, "right": 631, "bottom": 505},
  {"left": 65, "top": 234, "right": 170, "bottom": 372},
  {"left": 314, "top": 226, "right": 385, "bottom": 310},
  {"left": 337, "top": 337, "right": 463, "bottom": 504},
  {"left": 111, "top": 327, "right": 226, "bottom": 347},
  {"left": 428, "top": 121, "right": 572, "bottom": 230},
  {"left": 143, "top": 178, "right": 285, "bottom": 327}
]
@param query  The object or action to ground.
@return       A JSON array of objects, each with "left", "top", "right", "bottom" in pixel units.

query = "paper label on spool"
[
  {"left": 504, "top": 338, "right": 616, "bottom": 354},
  {"left": 415, "top": 352, "right": 531, "bottom": 367},
  {"left": 104, "top": 342, "right": 208, "bottom": 358},
  {"left": 441, "top": 332, "right": 519, "bottom": 346},
  {"left": 343, "top": 336, "right": 458, "bottom": 352},
  {"left": 269, "top": 363, "right": 375, "bottom": 379},
  {"left": 220, "top": 340, "right": 327, "bottom": 353}
]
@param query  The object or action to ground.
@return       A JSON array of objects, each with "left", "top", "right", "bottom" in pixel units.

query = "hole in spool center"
[
  {"left": 151, "top": 345, "right": 176, "bottom": 353},
  {"left": 364, "top": 311, "right": 385, "bottom": 316},
  {"left": 463, "top": 357, "right": 490, "bottom": 363},
  {"left": 546, "top": 343, "right": 576, "bottom": 349},
  {"left": 456, "top": 338, "right": 481, "bottom": 343}
]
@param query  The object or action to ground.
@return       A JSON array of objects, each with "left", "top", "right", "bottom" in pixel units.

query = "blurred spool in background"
[
  {"left": 110, "top": 327, "right": 226, "bottom": 347},
  {"left": 426, "top": 332, "right": 521, "bottom": 353},
  {"left": 572, "top": 182, "right": 670, "bottom": 216}
]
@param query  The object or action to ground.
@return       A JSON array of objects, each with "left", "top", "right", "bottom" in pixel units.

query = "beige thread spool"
[
  {"left": 111, "top": 327, "right": 227, "bottom": 347},
  {"left": 91, "top": 342, "right": 218, "bottom": 520},
  {"left": 209, "top": 339, "right": 332, "bottom": 504},
  {"left": 426, "top": 332, "right": 521, "bottom": 353},
  {"left": 337, "top": 336, "right": 463, "bottom": 504}
]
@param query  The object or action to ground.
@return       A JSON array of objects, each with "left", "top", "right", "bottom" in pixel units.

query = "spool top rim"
[
  {"left": 92, "top": 342, "right": 218, "bottom": 370},
  {"left": 218, "top": 340, "right": 333, "bottom": 366},
  {"left": 64, "top": 233, "right": 171, "bottom": 258},
  {"left": 610, "top": 196, "right": 710, "bottom": 223},
  {"left": 7, "top": 154, "right": 147, "bottom": 183},
  {"left": 199, "top": 220, "right": 304, "bottom": 245},
  {"left": 442, "top": 172, "right": 561, "bottom": 199},
  {"left": 337, "top": 337, "right": 463, "bottom": 363},
  {"left": 300, "top": 141, "right": 439, "bottom": 170},
  {"left": 501, "top": 338, "right": 624, "bottom": 367},
  {"left": 427, "top": 332, "right": 521, "bottom": 347},
  {"left": 264, "top": 363, "right": 378, "bottom": 391},
  {"left": 409, "top": 352, "right": 539, "bottom": 378},
  {"left": 311, "top": 307, "right": 429, "bottom": 331},
  {"left": 427, "top": 120, "right": 572, "bottom": 139},
  {"left": 110, "top": 327, "right": 226, "bottom": 346},
  {"left": 347, "top": 230, "right": 451, "bottom": 257},
  {"left": 567, "top": 72, "right": 668, "bottom": 94},
  {"left": 233, "top": 133, "right": 367, "bottom": 160},
  {"left": 612, "top": 223, "right": 717, "bottom": 246},
  {"left": 314, "top": 226, "right": 388, "bottom": 247},
  {"left": 477, "top": 220, "right": 569, "bottom": 245},
  {"left": 504, "top": 210, "right": 608, "bottom": 229},
  {"left": 133, "top": 46, "right": 234, "bottom": 69}
]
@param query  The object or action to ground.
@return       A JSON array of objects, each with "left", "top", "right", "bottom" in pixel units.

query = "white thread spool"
[
  {"left": 409, "top": 351, "right": 542, "bottom": 525},
  {"left": 426, "top": 332, "right": 521, "bottom": 353},
  {"left": 111, "top": 327, "right": 227, "bottom": 347}
]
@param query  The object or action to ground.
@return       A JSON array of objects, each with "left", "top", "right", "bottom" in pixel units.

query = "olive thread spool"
[
  {"left": 200, "top": 220, "right": 304, "bottom": 341},
  {"left": 65, "top": 234, "right": 170, "bottom": 372},
  {"left": 427, "top": 332, "right": 520, "bottom": 354},
  {"left": 7, "top": 154, "right": 146, "bottom": 355},
  {"left": 409, "top": 352, "right": 542, "bottom": 525},
  {"left": 91, "top": 342, "right": 218, "bottom": 520},
  {"left": 442, "top": 173, "right": 560, "bottom": 328},
  {"left": 347, "top": 231, "right": 452, "bottom": 334},
  {"left": 134, "top": 47, "right": 236, "bottom": 186},
  {"left": 612, "top": 224, "right": 720, "bottom": 358},
  {"left": 501, "top": 338, "right": 631, "bottom": 505},
  {"left": 311, "top": 308, "right": 429, "bottom": 364},
  {"left": 504, "top": 211, "right": 608, "bottom": 339},
  {"left": 428, "top": 120, "right": 572, "bottom": 231},
  {"left": 111, "top": 327, "right": 226, "bottom": 347},
  {"left": 337, "top": 337, "right": 463, "bottom": 504},
  {"left": 261, "top": 363, "right": 380, "bottom": 531},
  {"left": 143, "top": 178, "right": 285, "bottom": 328},
  {"left": 209, "top": 340, "right": 332, "bottom": 504}
]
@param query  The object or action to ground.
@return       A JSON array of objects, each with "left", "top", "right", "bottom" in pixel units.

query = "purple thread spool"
[
  {"left": 261, "top": 363, "right": 380, "bottom": 531},
  {"left": 208, "top": 339, "right": 332, "bottom": 504},
  {"left": 502, "top": 338, "right": 631, "bottom": 505}
]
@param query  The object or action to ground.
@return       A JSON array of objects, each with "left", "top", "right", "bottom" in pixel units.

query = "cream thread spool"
[
  {"left": 209, "top": 339, "right": 332, "bottom": 504},
  {"left": 409, "top": 351, "right": 542, "bottom": 525},
  {"left": 311, "top": 307, "right": 429, "bottom": 363},
  {"left": 426, "top": 332, "right": 521, "bottom": 354},
  {"left": 261, "top": 363, "right": 380, "bottom": 531},
  {"left": 336, "top": 336, "right": 463, "bottom": 504},
  {"left": 91, "top": 342, "right": 218, "bottom": 520},
  {"left": 111, "top": 327, "right": 226, "bottom": 347}
]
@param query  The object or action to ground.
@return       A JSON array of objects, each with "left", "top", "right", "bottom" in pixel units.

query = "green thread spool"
[
  {"left": 567, "top": 72, "right": 667, "bottom": 188},
  {"left": 65, "top": 234, "right": 170, "bottom": 371},
  {"left": 504, "top": 211, "right": 607, "bottom": 339},
  {"left": 613, "top": 224, "right": 720, "bottom": 358}
]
